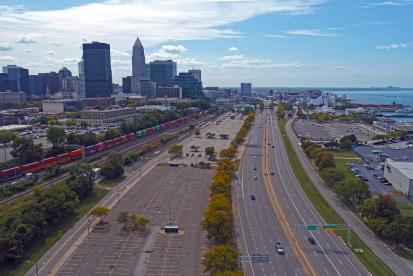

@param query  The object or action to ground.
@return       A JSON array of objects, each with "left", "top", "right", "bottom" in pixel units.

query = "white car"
[{"left": 275, "top": 242, "right": 285, "bottom": 254}]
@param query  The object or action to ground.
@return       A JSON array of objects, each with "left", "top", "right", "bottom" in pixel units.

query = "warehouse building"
[{"left": 384, "top": 159, "right": 413, "bottom": 198}]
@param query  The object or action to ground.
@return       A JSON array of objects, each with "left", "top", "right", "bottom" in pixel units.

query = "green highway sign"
[
  {"left": 307, "top": 224, "right": 318, "bottom": 231},
  {"left": 323, "top": 224, "right": 337, "bottom": 229}
]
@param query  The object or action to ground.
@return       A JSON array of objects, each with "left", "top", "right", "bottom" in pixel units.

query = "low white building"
[{"left": 384, "top": 159, "right": 413, "bottom": 198}]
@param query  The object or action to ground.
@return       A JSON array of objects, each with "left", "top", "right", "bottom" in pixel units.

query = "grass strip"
[
  {"left": 278, "top": 119, "right": 395, "bottom": 276},
  {"left": 1, "top": 187, "right": 108, "bottom": 276}
]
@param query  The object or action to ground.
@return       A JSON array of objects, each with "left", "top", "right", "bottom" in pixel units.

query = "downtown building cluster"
[{"left": 0, "top": 36, "right": 204, "bottom": 103}]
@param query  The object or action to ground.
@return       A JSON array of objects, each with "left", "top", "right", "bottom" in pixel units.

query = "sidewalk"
[{"left": 285, "top": 117, "right": 413, "bottom": 276}]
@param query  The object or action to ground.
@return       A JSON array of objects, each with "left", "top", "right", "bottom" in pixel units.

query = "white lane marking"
[{"left": 268, "top": 117, "right": 342, "bottom": 276}]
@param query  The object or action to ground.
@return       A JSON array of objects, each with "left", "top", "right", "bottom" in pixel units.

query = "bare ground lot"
[{"left": 57, "top": 166, "right": 213, "bottom": 276}]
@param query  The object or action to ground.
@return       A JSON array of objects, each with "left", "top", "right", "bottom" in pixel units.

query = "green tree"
[
  {"left": 80, "top": 121, "right": 89, "bottom": 129},
  {"left": 90, "top": 206, "right": 110, "bottom": 224},
  {"left": 10, "top": 137, "right": 43, "bottom": 165},
  {"left": 0, "top": 130, "right": 15, "bottom": 161},
  {"left": 333, "top": 179, "right": 370, "bottom": 206},
  {"left": 202, "top": 245, "right": 239, "bottom": 274},
  {"left": 319, "top": 168, "right": 345, "bottom": 187},
  {"left": 47, "top": 126, "right": 66, "bottom": 153},
  {"left": 101, "top": 152, "right": 124, "bottom": 180},
  {"left": 168, "top": 144, "right": 183, "bottom": 159},
  {"left": 129, "top": 215, "right": 150, "bottom": 232},
  {"left": 66, "top": 163, "right": 95, "bottom": 200},
  {"left": 205, "top": 147, "right": 216, "bottom": 160},
  {"left": 358, "top": 194, "right": 400, "bottom": 222},
  {"left": 315, "top": 151, "right": 335, "bottom": 170}
]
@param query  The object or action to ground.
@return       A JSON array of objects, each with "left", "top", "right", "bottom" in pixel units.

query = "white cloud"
[
  {"left": 222, "top": 54, "right": 245, "bottom": 61},
  {"left": 221, "top": 54, "right": 302, "bottom": 69},
  {"left": 111, "top": 49, "right": 130, "bottom": 57},
  {"left": 376, "top": 42, "right": 409, "bottom": 50},
  {"left": 228, "top": 47, "right": 238, "bottom": 51},
  {"left": 25, "top": 48, "right": 34, "bottom": 53},
  {"left": 283, "top": 29, "right": 335, "bottom": 37},
  {"left": 360, "top": 1, "right": 413, "bottom": 8},
  {"left": 0, "top": 42, "right": 13, "bottom": 51},
  {"left": 149, "top": 44, "right": 188, "bottom": 60},
  {"left": 177, "top": 57, "right": 207, "bottom": 67},
  {"left": 0, "top": 0, "right": 325, "bottom": 81},
  {"left": 0, "top": 55, "right": 17, "bottom": 62},
  {"left": 16, "top": 37, "right": 36, "bottom": 44},
  {"left": 44, "top": 50, "right": 55, "bottom": 56},
  {"left": 265, "top": 34, "right": 287, "bottom": 38},
  {"left": 51, "top": 42, "right": 62, "bottom": 47}
]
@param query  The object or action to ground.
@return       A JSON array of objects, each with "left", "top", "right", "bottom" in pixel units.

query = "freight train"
[{"left": 0, "top": 116, "right": 193, "bottom": 183}]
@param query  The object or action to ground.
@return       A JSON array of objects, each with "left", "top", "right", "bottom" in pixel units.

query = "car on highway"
[
  {"left": 307, "top": 236, "right": 316, "bottom": 244},
  {"left": 253, "top": 167, "right": 257, "bottom": 170},
  {"left": 250, "top": 194, "right": 256, "bottom": 200},
  {"left": 270, "top": 172, "right": 274, "bottom": 176},
  {"left": 254, "top": 176, "right": 258, "bottom": 180},
  {"left": 275, "top": 242, "right": 284, "bottom": 254}
]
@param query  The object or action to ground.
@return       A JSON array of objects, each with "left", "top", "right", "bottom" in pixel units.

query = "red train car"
[
  {"left": 146, "top": 127, "right": 154, "bottom": 135},
  {"left": 120, "top": 135, "right": 128, "bottom": 143},
  {"left": 95, "top": 142, "right": 105, "bottom": 152},
  {"left": 21, "top": 161, "right": 42, "bottom": 174},
  {"left": 69, "top": 149, "right": 82, "bottom": 160},
  {"left": 113, "top": 137, "right": 122, "bottom": 146},
  {"left": 40, "top": 157, "right": 58, "bottom": 170},
  {"left": 160, "top": 123, "right": 167, "bottom": 130},
  {"left": 104, "top": 140, "right": 114, "bottom": 149},
  {"left": 127, "top": 133, "right": 136, "bottom": 141},
  {"left": 0, "top": 167, "right": 21, "bottom": 181},
  {"left": 56, "top": 153, "right": 71, "bottom": 164}
]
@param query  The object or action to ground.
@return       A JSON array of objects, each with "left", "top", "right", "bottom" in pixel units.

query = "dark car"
[
  {"left": 250, "top": 195, "right": 256, "bottom": 200},
  {"left": 307, "top": 236, "right": 316, "bottom": 244},
  {"left": 253, "top": 167, "right": 257, "bottom": 170},
  {"left": 270, "top": 172, "right": 275, "bottom": 176}
]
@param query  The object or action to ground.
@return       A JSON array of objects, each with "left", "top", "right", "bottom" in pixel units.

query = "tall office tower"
[
  {"left": 132, "top": 37, "right": 146, "bottom": 79},
  {"left": 58, "top": 67, "right": 72, "bottom": 91},
  {"left": 29, "top": 75, "right": 44, "bottom": 96},
  {"left": 78, "top": 42, "right": 113, "bottom": 98},
  {"left": 149, "top": 60, "right": 177, "bottom": 87},
  {"left": 241, "top": 82, "right": 252, "bottom": 96},
  {"left": 122, "top": 76, "right": 141, "bottom": 94},
  {"left": 188, "top": 69, "right": 202, "bottom": 82},
  {"left": 144, "top": 64, "right": 150, "bottom": 80},
  {"left": 2, "top": 65, "right": 30, "bottom": 95},
  {"left": 38, "top": 72, "right": 59, "bottom": 94},
  {"left": 0, "top": 73, "right": 18, "bottom": 92},
  {"left": 169, "top": 72, "right": 203, "bottom": 99}
]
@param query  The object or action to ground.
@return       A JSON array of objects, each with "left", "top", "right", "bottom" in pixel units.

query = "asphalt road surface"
[
  {"left": 266, "top": 110, "right": 370, "bottom": 276},
  {"left": 233, "top": 110, "right": 304, "bottom": 275}
]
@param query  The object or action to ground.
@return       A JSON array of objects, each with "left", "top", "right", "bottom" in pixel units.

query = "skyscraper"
[
  {"left": 188, "top": 69, "right": 202, "bottom": 82},
  {"left": 2, "top": 65, "right": 30, "bottom": 95},
  {"left": 132, "top": 37, "right": 146, "bottom": 79},
  {"left": 241, "top": 82, "right": 252, "bottom": 96},
  {"left": 150, "top": 60, "right": 177, "bottom": 87},
  {"left": 169, "top": 72, "right": 203, "bottom": 99},
  {"left": 78, "top": 42, "right": 113, "bottom": 98}
]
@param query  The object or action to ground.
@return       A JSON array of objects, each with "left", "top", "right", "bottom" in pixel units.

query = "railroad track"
[{"left": 0, "top": 115, "right": 215, "bottom": 206}]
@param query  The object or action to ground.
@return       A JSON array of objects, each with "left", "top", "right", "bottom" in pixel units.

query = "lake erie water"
[{"left": 325, "top": 90, "right": 413, "bottom": 122}]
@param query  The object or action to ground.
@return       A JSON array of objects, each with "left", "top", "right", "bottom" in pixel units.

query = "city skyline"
[{"left": 0, "top": 0, "right": 412, "bottom": 87}]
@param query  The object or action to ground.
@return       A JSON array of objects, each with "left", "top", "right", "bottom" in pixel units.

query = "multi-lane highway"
[
  {"left": 265, "top": 109, "right": 370, "bottom": 276},
  {"left": 233, "top": 110, "right": 304, "bottom": 275}
]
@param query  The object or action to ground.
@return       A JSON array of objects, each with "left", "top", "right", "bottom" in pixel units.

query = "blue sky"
[{"left": 0, "top": 0, "right": 412, "bottom": 87}]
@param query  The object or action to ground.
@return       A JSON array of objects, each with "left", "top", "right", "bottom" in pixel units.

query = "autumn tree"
[
  {"left": 202, "top": 245, "right": 239, "bottom": 274},
  {"left": 168, "top": 144, "right": 183, "bottom": 159},
  {"left": 90, "top": 206, "right": 110, "bottom": 224}
]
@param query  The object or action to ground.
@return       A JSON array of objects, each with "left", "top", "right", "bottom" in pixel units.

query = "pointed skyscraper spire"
[{"left": 132, "top": 36, "right": 145, "bottom": 79}]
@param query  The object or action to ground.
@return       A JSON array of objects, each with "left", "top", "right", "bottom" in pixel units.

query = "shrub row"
[{"left": 202, "top": 112, "right": 255, "bottom": 275}]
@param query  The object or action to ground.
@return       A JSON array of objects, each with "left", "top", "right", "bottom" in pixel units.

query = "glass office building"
[{"left": 78, "top": 42, "right": 113, "bottom": 98}]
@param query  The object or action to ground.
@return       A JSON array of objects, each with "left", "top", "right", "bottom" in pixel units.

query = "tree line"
[
  {"left": 201, "top": 112, "right": 255, "bottom": 275},
  {"left": 0, "top": 163, "right": 95, "bottom": 267},
  {"left": 301, "top": 139, "right": 413, "bottom": 250},
  {"left": 0, "top": 110, "right": 183, "bottom": 169}
]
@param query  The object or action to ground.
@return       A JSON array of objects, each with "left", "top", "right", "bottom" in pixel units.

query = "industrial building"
[{"left": 384, "top": 159, "right": 413, "bottom": 198}]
